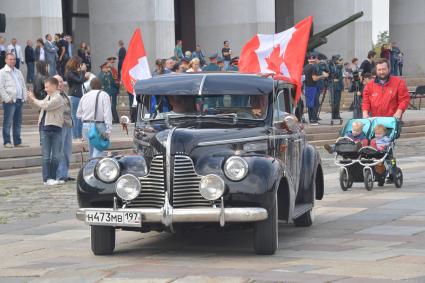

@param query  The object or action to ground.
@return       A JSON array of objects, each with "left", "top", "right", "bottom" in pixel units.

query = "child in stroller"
[
  {"left": 323, "top": 120, "right": 369, "bottom": 155},
  {"left": 332, "top": 117, "right": 403, "bottom": 191}
]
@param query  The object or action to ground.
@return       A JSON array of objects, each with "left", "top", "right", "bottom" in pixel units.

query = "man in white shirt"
[
  {"left": 77, "top": 77, "right": 112, "bottom": 157},
  {"left": 0, "top": 53, "right": 28, "bottom": 148},
  {"left": 7, "top": 38, "right": 23, "bottom": 69}
]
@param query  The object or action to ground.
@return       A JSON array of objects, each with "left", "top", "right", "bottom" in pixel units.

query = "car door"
[{"left": 273, "top": 86, "right": 302, "bottom": 193}]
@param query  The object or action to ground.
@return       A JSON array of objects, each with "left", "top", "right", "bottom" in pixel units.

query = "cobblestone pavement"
[{"left": 0, "top": 138, "right": 425, "bottom": 282}]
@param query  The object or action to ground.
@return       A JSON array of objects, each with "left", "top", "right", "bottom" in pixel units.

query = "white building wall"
[
  {"left": 88, "top": 0, "right": 174, "bottom": 73},
  {"left": 195, "top": 0, "right": 275, "bottom": 59},
  {"left": 390, "top": 0, "right": 425, "bottom": 76}
]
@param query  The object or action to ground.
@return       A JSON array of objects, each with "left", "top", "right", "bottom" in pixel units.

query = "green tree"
[{"left": 374, "top": 30, "right": 389, "bottom": 56}]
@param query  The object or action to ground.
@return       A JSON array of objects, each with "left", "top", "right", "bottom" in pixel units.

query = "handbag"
[{"left": 88, "top": 91, "right": 110, "bottom": 151}]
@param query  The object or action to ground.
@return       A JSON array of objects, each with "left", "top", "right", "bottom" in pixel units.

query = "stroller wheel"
[
  {"left": 339, "top": 169, "right": 351, "bottom": 191},
  {"left": 394, "top": 167, "right": 403, "bottom": 188},
  {"left": 364, "top": 170, "right": 374, "bottom": 191}
]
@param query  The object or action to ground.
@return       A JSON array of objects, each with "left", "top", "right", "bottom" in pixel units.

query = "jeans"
[
  {"left": 70, "top": 96, "right": 83, "bottom": 139},
  {"left": 391, "top": 59, "right": 399, "bottom": 76},
  {"left": 83, "top": 122, "right": 107, "bottom": 158},
  {"left": 47, "top": 60, "right": 56, "bottom": 76},
  {"left": 56, "top": 126, "right": 73, "bottom": 179},
  {"left": 224, "top": 60, "right": 230, "bottom": 71},
  {"left": 40, "top": 130, "right": 62, "bottom": 182},
  {"left": 26, "top": 62, "right": 35, "bottom": 83},
  {"left": 2, "top": 100, "right": 23, "bottom": 145}
]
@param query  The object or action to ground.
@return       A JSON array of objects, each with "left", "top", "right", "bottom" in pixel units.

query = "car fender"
[{"left": 298, "top": 144, "right": 323, "bottom": 203}]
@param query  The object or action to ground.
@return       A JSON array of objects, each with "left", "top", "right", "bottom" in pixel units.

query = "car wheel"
[
  {"left": 394, "top": 167, "right": 403, "bottom": 188},
  {"left": 253, "top": 197, "right": 278, "bottom": 255},
  {"left": 294, "top": 207, "right": 314, "bottom": 227},
  {"left": 91, "top": 225, "right": 116, "bottom": 255},
  {"left": 339, "top": 169, "right": 350, "bottom": 191},
  {"left": 364, "top": 170, "right": 374, "bottom": 191}
]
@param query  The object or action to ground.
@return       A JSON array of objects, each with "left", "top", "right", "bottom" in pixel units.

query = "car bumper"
[{"left": 76, "top": 206, "right": 268, "bottom": 228}]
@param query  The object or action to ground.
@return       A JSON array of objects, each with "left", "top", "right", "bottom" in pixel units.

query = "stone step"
[
  {"left": 0, "top": 148, "right": 133, "bottom": 171},
  {"left": 0, "top": 139, "right": 133, "bottom": 159}
]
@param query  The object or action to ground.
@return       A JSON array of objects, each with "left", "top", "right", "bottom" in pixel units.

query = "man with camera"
[{"left": 303, "top": 54, "right": 329, "bottom": 125}]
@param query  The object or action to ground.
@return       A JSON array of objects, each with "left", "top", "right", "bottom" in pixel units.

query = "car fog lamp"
[
  {"left": 224, "top": 156, "right": 248, "bottom": 181},
  {"left": 116, "top": 174, "right": 141, "bottom": 201},
  {"left": 96, "top": 158, "right": 120, "bottom": 183},
  {"left": 199, "top": 174, "right": 225, "bottom": 201}
]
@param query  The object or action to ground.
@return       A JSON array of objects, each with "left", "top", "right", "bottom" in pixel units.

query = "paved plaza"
[{"left": 0, "top": 138, "right": 424, "bottom": 282}]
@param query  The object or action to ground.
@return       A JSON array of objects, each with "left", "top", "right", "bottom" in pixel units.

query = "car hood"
[{"left": 139, "top": 126, "right": 269, "bottom": 156}]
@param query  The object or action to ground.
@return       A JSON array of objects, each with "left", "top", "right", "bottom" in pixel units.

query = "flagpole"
[{"left": 131, "top": 80, "right": 138, "bottom": 108}]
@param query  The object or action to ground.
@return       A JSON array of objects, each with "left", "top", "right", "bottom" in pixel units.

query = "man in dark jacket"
[
  {"left": 117, "top": 40, "right": 126, "bottom": 80},
  {"left": 25, "top": 40, "right": 35, "bottom": 83}
]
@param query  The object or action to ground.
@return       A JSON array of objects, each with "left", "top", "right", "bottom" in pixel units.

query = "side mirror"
[
  {"left": 273, "top": 114, "right": 299, "bottom": 133},
  {"left": 120, "top": 116, "right": 130, "bottom": 135}
]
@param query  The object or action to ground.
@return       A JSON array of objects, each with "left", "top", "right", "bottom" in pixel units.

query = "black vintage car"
[{"left": 76, "top": 73, "right": 324, "bottom": 255}]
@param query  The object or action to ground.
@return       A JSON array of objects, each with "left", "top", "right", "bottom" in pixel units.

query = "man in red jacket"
[{"left": 362, "top": 58, "right": 409, "bottom": 119}]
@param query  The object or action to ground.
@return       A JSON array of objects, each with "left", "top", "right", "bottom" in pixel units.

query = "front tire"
[
  {"left": 294, "top": 208, "right": 314, "bottom": 227},
  {"left": 91, "top": 225, "right": 116, "bottom": 255},
  {"left": 253, "top": 198, "right": 278, "bottom": 255},
  {"left": 364, "top": 170, "right": 374, "bottom": 191},
  {"left": 339, "top": 169, "right": 351, "bottom": 191}
]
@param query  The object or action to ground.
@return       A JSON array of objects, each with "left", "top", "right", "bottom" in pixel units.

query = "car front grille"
[
  {"left": 172, "top": 155, "right": 213, "bottom": 208},
  {"left": 127, "top": 155, "right": 213, "bottom": 208},
  {"left": 129, "top": 155, "right": 165, "bottom": 208}
]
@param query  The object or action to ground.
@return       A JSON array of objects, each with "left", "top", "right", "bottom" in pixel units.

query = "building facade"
[{"left": 3, "top": 0, "right": 400, "bottom": 75}]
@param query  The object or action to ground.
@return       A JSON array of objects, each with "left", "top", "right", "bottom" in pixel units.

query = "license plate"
[{"left": 85, "top": 211, "right": 141, "bottom": 226}]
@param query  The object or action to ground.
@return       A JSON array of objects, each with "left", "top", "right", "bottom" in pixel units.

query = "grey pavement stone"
[{"left": 357, "top": 225, "right": 425, "bottom": 236}]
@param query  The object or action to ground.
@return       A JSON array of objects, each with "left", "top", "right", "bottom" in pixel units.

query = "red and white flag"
[
  {"left": 239, "top": 16, "right": 313, "bottom": 102},
  {"left": 121, "top": 28, "right": 151, "bottom": 100}
]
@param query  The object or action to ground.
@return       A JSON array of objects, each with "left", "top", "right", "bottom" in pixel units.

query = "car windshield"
[{"left": 140, "top": 95, "right": 268, "bottom": 121}]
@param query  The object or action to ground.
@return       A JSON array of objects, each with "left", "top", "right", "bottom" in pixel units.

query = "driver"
[
  {"left": 250, "top": 95, "right": 267, "bottom": 118},
  {"left": 168, "top": 95, "right": 195, "bottom": 113}
]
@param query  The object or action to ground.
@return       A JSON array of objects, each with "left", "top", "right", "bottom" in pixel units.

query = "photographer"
[
  {"left": 329, "top": 55, "right": 344, "bottom": 120},
  {"left": 303, "top": 54, "right": 329, "bottom": 125}
]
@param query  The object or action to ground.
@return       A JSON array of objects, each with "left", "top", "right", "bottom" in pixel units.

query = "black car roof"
[{"left": 134, "top": 73, "right": 292, "bottom": 96}]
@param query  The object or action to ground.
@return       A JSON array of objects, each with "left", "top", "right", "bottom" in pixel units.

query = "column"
[{"left": 154, "top": 0, "right": 175, "bottom": 59}]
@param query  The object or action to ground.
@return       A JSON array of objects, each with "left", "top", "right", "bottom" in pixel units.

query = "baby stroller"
[{"left": 335, "top": 117, "right": 403, "bottom": 191}]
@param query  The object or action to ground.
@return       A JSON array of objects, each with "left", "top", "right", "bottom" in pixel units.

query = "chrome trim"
[
  {"left": 198, "top": 74, "right": 207, "bottom": 95},
  {"left": 76, "top": 206, "right": 268, "bottom": 227},
  {"left": 95, "top": 158, "right": 120, "bottom": 183},
  {"left": 166, "top": 128, "right": 176, "bottom": 199},
  {"left": 219, "top": 197, "right": 225, "bottom": 227},
  {"left": 198, "top": 136, "right": 269, "bottom": 146}
]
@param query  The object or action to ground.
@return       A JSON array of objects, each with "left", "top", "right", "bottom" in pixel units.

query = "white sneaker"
[
  {"left": 56, "top": 179, "right": 65, "bottom": 184},
  {"left": 44, "top": 179, "right": 59, "bottom": 186}
]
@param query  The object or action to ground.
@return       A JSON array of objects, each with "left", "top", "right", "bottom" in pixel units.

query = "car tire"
[
  {"left": 294, "top": 208, "right": 314, "bottom": 227},
  {"left": 253, "top": 198, "right": 278, "bottom": 255},
  {"left": 91, "top": 225, "right": 116, "bottom": 255}
]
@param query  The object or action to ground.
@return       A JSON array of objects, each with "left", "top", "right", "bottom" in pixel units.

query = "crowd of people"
[
  {"left": 301, "top": 42, "right": 407, "bottom": 125},
  {"left": 0, "top": 33, "right": 410, "bottom": 185}
]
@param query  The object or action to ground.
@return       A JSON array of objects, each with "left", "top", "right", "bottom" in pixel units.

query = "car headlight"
[
  {"left": 96, "top": 158, "right": 120, "bottom": 183},
  {"left": 224, "top": 156, "right": 248, "bottom": 181},
  {"left": 199, "top": 174, "right": 225, "bottom": 201},
  {"left": 116, "top": 174, "right": 141, "bottom": 201}
]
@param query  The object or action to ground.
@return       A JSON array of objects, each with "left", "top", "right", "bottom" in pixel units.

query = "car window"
[
  {"left": 274, "top": 88, "right": 292, "bottom": 121},
  {"left": 140, "top": 95, "right": 268, "bottom": 120}
]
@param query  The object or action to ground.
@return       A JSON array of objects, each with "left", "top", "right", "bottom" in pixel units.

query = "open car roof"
[{"left": 134, "top": 73, "right": 293, "bottom": 96}]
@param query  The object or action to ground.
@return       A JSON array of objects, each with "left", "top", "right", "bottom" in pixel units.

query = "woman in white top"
[
  {"left": 35, "top": 38, "right": 45, "bottom": 62},
  {"left": 76, "top": 77, "right": 113, "bottom": 158},
  {"left": 186, "top": 58, "right": 202, "bottom": 72}
]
